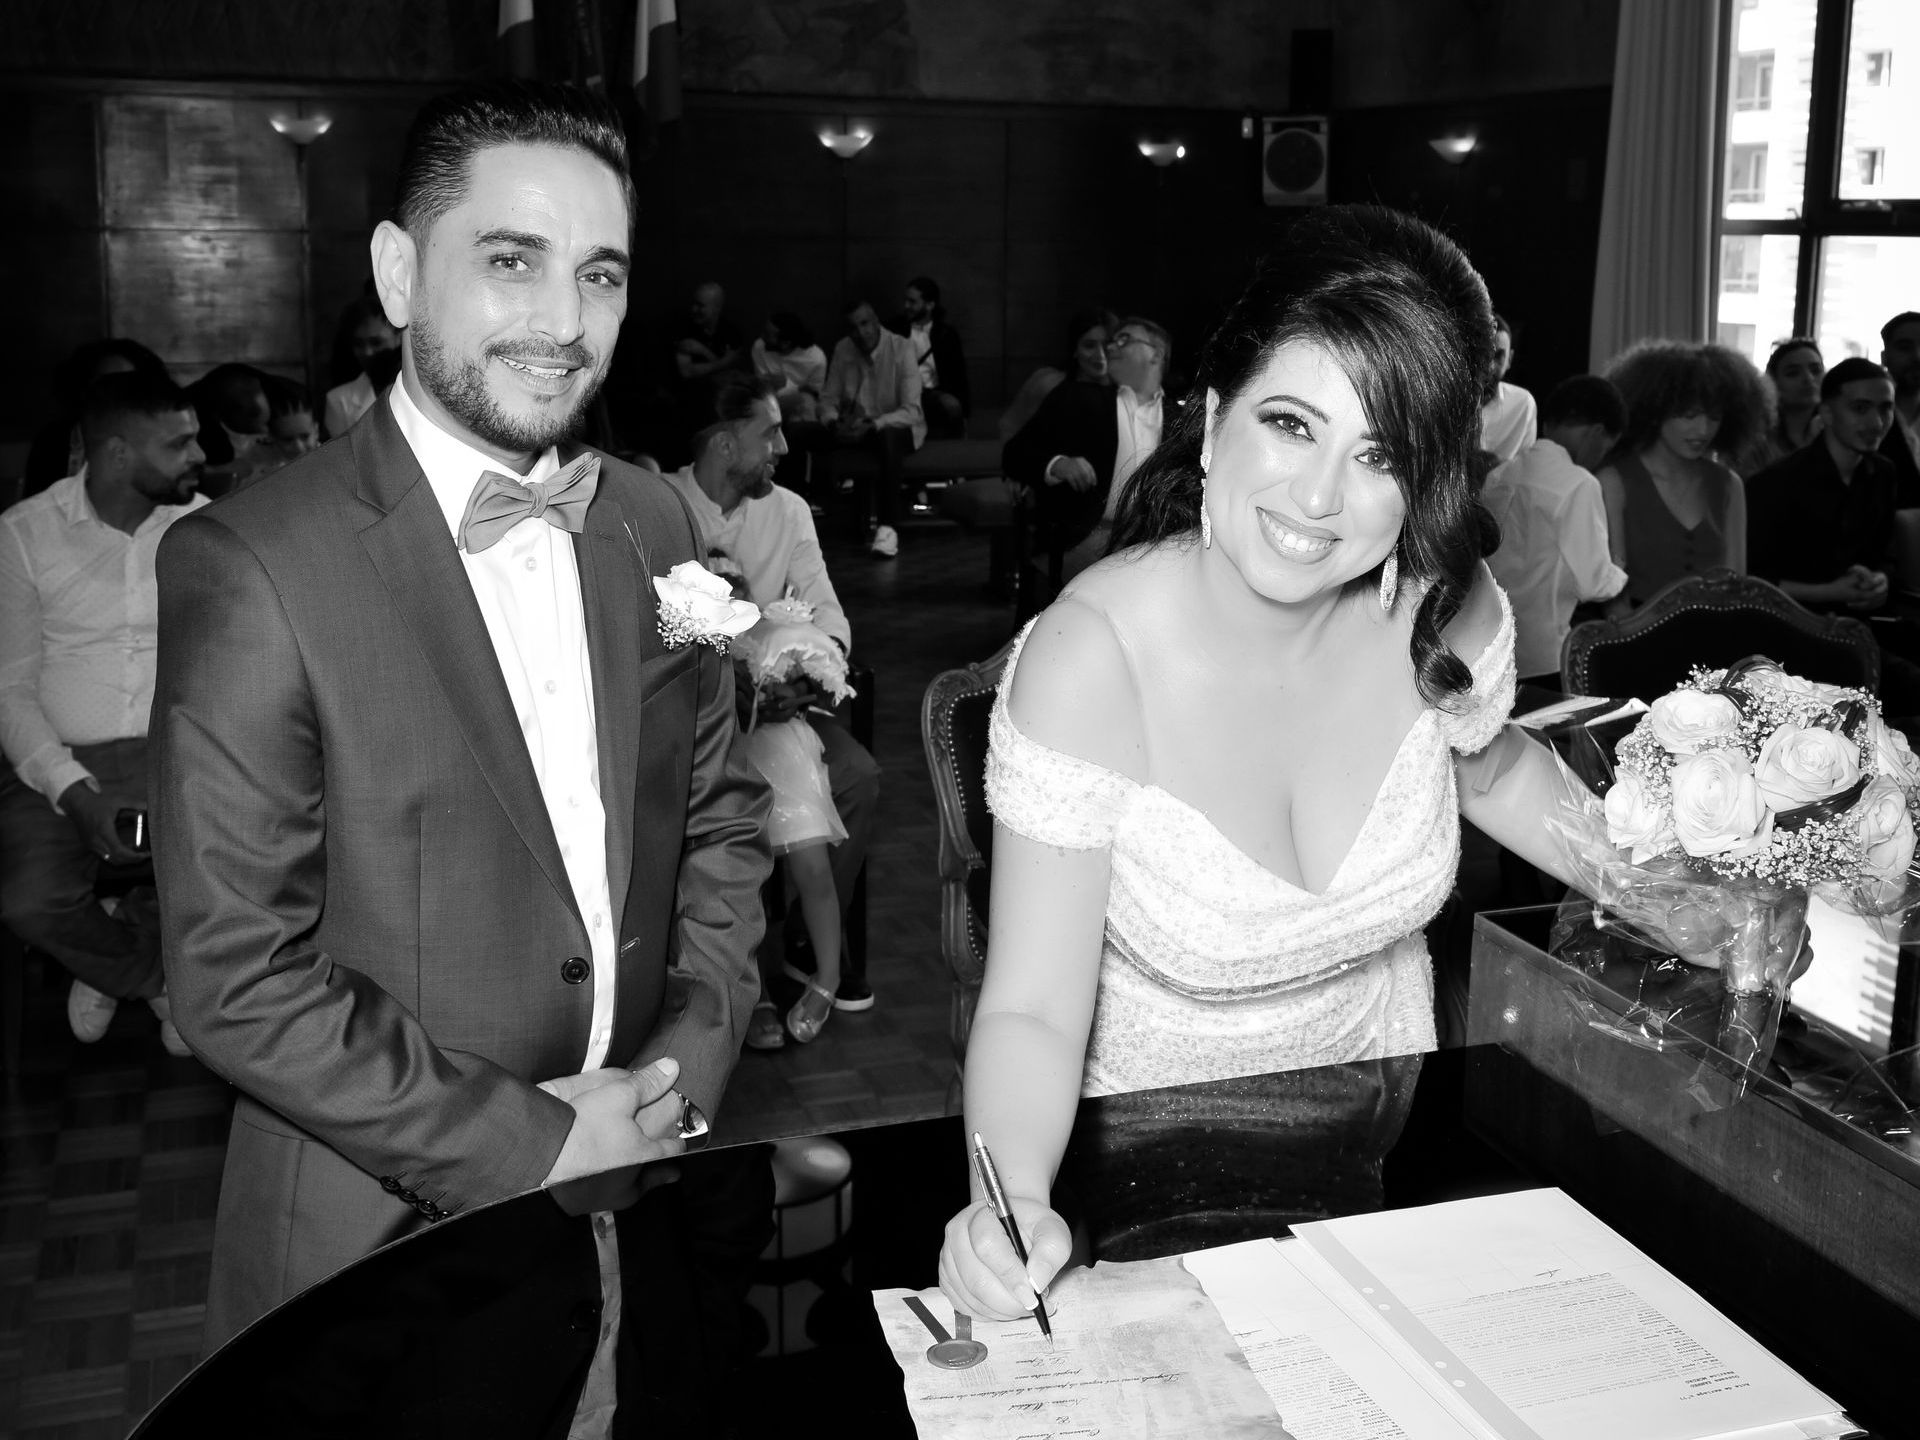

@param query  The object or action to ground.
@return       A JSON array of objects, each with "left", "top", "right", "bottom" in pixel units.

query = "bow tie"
[{"left": 458, "top": 453, "right": 600, "bottom": 553}]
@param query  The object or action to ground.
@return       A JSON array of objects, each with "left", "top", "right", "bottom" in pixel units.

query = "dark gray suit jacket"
[{"left": 152, "top": 399, "right": 771, "bottom": 1347}]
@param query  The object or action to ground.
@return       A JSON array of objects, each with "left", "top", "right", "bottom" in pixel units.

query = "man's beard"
[
  {"left": 134, "top": 466, "right": 200, "bottom": 505},
  {"left": 410, "top": 305, "right": 603, "bottom": 455},
  {"left": 731, "top": 457, "right": 775, "bottom": 499}
]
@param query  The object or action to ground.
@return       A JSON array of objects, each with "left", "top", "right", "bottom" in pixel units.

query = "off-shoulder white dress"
[{"left": 984, "top": 589, "right": 1516, "bottom": 1097}]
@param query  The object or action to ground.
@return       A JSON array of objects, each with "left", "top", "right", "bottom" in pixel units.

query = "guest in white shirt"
[
  {"left": 662, "top": 373, "right": 882, "bottom": 1017},
  {"left": 1002, "top": 315, "right": 1171, "bottom": 581},
  {"left": 1480, "top": 312, "right": 1538, "bottom": 464},
  {"left": 1483, "top": 375, "right": 1629, "bottom": 684},
  {"left": 0, "top": 370, "right": 206, "bottom": 1052},
  {"left": 322, "top": 295, "right": 402, "bottom": 441},
  {"left": 813, "top": 300, "right": 924, "bottom": 560}
]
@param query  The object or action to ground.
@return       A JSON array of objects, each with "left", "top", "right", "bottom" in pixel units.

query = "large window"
[{"left": 1713, "top": 0, "right": 1920, "bottom": 372}]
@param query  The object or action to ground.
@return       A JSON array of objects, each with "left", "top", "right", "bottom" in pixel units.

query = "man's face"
[
  {"left": 1823, "top": 376, "right": 1897, "bottom": 455},
  {"left": 1882, "top": 321, "right": 1920, "bottom": 394},
  {"left": 692, "top": 285, "right": 724, "bottom": 331},
  {"left": 350, "top": 315, "right": 401, "bottom": 371},
  {"left": 271, "top": 408, "right": 321, "bottom": 460},
  {"left": 1492, "top": 327, "right": 1514, "bottom": 381},
  {"left": 728, "top": 396, "right": 788, "bottom": 499},
  {"left": 902, "top": 286, "right": 932, "bottom": 324},
  {"left": 1567, "top": 423, "right": 1618, "bottom": 472},
  {"left": 1105, "top": 325, "right": 1161, "bottom": 392},
  {"left": 122, "top": 408, "right": 205, "bottom": 504},
  {"left": 849, "top": 305, "right": 883, "bottom": 355},
  {"left": 390, "top": 143, "right": 630, "bottom": 463}
]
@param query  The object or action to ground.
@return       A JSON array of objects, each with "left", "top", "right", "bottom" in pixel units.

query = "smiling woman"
[{"left": 937, "top": 205, "right": 1609, "bottom": 1328}]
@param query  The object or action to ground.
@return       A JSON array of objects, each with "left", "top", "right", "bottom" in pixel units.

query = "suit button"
[
  {"left": 400, "top": 1188, "right": 419, "bottom": 1204},
  {"left": 560, "top": 957, "right": 590, "bottom": 985},
  {"left": 380, "top": 1176, "right": 402, "bottom": 1194},
  {"left": 568, "top": 1300, "right": 601, "bottom": 1334}
]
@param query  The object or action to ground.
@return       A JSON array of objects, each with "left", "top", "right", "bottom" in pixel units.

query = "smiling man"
[{"left": 150, "top": 82, "right": 770, "bottom": 1428}]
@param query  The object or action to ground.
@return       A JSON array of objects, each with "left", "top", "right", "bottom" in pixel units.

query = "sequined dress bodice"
[{"left": 984, "top": 588, "right": 1516, "bottom": 1096}]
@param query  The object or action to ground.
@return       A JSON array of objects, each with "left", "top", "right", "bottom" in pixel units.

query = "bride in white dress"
[{"left": 940, "top": 205, "right": 1600, "bottom": 1322}]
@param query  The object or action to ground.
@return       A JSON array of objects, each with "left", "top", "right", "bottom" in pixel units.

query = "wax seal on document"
[{"left": 904, "top": 1296, "right": 988, "bottom": 1369}]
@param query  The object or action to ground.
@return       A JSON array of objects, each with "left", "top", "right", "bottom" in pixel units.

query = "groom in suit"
[{"left": 150, "top": 80, "right": 771, "bottom": 1412}]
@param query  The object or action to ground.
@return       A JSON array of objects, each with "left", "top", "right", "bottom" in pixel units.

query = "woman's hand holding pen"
[{"left": 938, "top": 1195, "right": 1072, "bottom": 1323}]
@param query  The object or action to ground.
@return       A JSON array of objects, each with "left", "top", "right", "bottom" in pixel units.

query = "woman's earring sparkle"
[
  {"left": 1379, "top": 549, "right": 1399, "bottom": 612},
  {"left": 1199, "top": 450, "right": 1213, "bottom": 548}
]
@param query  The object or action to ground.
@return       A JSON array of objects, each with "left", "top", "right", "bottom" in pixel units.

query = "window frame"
[
  {"left": 1733, "top": 49, "right": 1775, "bottom": 110},
  {"left": 1714, "top": 0, "right": 1920, "bottom": 339}
]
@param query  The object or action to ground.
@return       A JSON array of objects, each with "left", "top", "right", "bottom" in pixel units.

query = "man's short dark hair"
[
  {"left": 907, "top": 275, "right": 941, "bottom": 307},
  {"left": 1881, "top": 312, "right": 1920, "bottom": 343},
  {"left": 844, "top": 298, "right": 877, "bottom": 320},
  {"left": 80, "top": 370, "right": 193, "bottom": 450},
  {"left": 1822, "top": 356, "right": 1892, "bottom": 400},
  {"left": 392, "top": 80, "right": 634, "bottom": 238},
  {"left": 1539, "top": 375, "right": 1626, "bottom": 434},
  {"left": 692, "top": 373, "right": 778, "bottom": 459}
]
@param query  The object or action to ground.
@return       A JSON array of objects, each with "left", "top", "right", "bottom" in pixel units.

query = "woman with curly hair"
[
  {"left": 1597, "top": 339, "right": 1769, "bottom": 606},
  {"left": 938, "top": 205, "right": 1603, "bottom": 1323}
]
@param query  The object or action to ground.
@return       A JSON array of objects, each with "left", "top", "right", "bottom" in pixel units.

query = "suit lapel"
[
  {"left": 573, "top": 480, "right": 651, "bottom": 939},
  {"left": 351, "top": 404, "right": 581, "bottom": 925}
]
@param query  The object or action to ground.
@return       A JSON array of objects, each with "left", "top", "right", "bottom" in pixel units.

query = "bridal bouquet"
[
  {"left": 731, "top": 594, "right": 856, "bottom": 729},
  {"left": 1555, "top": 656, "right": 1920, "bottom": 998}
]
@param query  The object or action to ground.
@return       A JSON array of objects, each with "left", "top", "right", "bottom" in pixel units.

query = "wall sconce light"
[
  {"left": 818, "top": 126, "right": 873, "bottom": 160},
  {"left": 1137, "top": 140, "right": 1187, "bottom": 167},
  {"left": 270, "top": 114, "right": 333, "bottom": 146},
  {"left": 1428, "top": 134, "right": 1477, "bottom": 165}
]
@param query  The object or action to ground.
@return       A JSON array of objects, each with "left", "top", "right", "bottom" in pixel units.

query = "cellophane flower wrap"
[
  {"left": 731, "top": 595, "right": 856, "bottom": 729},
  {"left": 1551, "top": 656, "right": 1920, "bottom": 999}
]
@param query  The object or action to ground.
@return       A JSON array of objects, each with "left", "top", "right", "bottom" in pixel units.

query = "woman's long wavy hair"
[
  {"left": 1108, "top": 205, "right": 1499, "bottom": 707},
  {"left": 1603, "top": 339, "right": 1773, "bottom": 464}
]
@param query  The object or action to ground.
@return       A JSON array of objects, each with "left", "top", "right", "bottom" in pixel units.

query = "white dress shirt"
[
  {"left": 1483, "top": 438, "right": 1628, "bottom": 679},
  {"left": 1480, "top": 381, "right": 1538, "bottom": 464},
  {"left": 0, "top": 473, "right": 208, "bottom": 804},
  {"left": 324, "top": 373, "right": 377, "bottom": 441},
  {"left": 1105, "top": 385, "right": 1163, "bottom": 520},
  {"left": 662, "top": 468, "right": 851, "bottom": 653}
]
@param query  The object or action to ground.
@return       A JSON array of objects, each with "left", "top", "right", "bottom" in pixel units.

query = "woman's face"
[
  {"left": 1657, "top": 409, "right": 1722, "bottom": 461},
  {"left": 1202, "top": 340, "right": 1407, "bottom": 607},
  {"left": 1074, "top": 326, "right": 1110, "bottom": 382},
  {"left": 1771, "top": 347, "right": 1824, "bottom": 410}
]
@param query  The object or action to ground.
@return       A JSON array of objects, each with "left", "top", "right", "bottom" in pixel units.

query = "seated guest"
[
  {"left": 1483, "top": 376, "right": 1629, "bottom": 686},
  {"left": 0, "top": 371, "right": 206, "bottom": 1055},
  {"left": 1739, "top": 337, "right": 1824, "bottom": 477},
  {"left": 815, "top": 300, "right": 925, "bottom": 559},
  {"left": 1747, "top": 359, "right": 1899, "bottom": 613},
  {"left": 750, "top": 311, "right": 827, "bottom": 425},
  {"left": 1881, "top": 311, "right": 1920, "bottom": 508},
  {"left": 661, "top": 374, "right": 882, "bottom": 1021},
  {"left": 24, "top": 339, "right": 170, "bottom": 497},
  {"left": 892, "top": 275, "right": 970, "bottom": 439},
  {"left": 998, "top": 307, "right": 1117, "bottom": 443},
  {"left": 1479, "top": 312, "right": 1538, "bottom": 463},
  {"left": 1002, "top": 315, "right": 1169, "bottom": 579},
  {"left": 1597, "top": 340, "right": 1767, "bottom": 607},
  {"left": 186, "top": 363, "right": 273, "bottom": 497},
  {"left": 232, "top": 378, "right": 321, "bottom": 492},
  {"left": 322, "top": 295, "right": 401, "bottom": 440}
]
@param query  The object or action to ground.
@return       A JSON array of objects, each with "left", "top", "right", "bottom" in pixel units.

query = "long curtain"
[{"left": 1589, "top": 0, "right": 1724, "bottom": 370}]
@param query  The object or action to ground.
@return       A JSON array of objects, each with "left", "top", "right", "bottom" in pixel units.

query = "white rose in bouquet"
[
  {"left": 1753, "top": 726, "right": 1862, "bottom": 811},
  {"left": 1855, "top": 776, "right": 1917, "bottom": 884},
  {"left": 1670, "top": 748, "right": 1772, "bottom": 859},
  {"left": 1648, "top": 690, "right": 1744, "bottom": 755},
  {"left": 1742, "top": 666, "right": 1827, "bottom": 703},
  {"left": 1868, "top": 716, "right": 1920, "bottom": 790},
  {"left": 1603, "top": 768, "right": 1676, "bottom": 863}
]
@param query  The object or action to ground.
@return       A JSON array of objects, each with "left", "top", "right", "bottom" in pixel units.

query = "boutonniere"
[{"left": 652, "top": 559, "right": 760, "bottom": 654}]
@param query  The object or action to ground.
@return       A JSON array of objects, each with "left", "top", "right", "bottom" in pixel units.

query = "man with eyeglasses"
[{"left": 1003, "top": 316, "right": 1171, "bottom": 578}]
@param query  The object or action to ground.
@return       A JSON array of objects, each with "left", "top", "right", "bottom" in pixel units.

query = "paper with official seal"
[{"left": 874, "top": 1255, "right": 1291, "bottom": 1439}]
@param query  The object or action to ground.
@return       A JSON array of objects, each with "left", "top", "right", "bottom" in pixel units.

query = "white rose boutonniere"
[
  {"left": 654, "top": 559, "right": 760, "bottom": 654},
  {"left": 1648, "top": 689, "right": 1744, "bottom": 755}
]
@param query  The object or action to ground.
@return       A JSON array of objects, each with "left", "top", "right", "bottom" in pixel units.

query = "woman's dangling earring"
[
  {"left": 1379, "top": 548, "right": 1399, "bottom": 612},
  {"left": 1199, "top": 449, "right": 1213, "bottom": 549}
]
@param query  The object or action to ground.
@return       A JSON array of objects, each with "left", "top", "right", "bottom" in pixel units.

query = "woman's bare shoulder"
[{"left": 1007, "top": 592, "right": 1150, "bottom": 781}]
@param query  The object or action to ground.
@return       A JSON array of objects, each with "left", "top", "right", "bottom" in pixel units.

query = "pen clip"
[{"left": 971, "top": 1134, "right": 1011, "bottom": 1216}]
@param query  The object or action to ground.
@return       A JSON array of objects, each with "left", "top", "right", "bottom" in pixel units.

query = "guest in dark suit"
[
  {"left": 892, "top": 275, "right": 970, "bottom": 438},
  {"left": 1881, "top": 311, "right": 1920, "bottom": 509},
  {"left": 150, "top": 78, "right": 771, "bottom": 1422},
  {"left": 1002, "top": 315, "right": 1170, "bottom": 575}
]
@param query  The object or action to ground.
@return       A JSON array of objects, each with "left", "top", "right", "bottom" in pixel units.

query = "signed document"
[{"left": 874, "top": 1255, "right": 1290, "bottom": 1439}]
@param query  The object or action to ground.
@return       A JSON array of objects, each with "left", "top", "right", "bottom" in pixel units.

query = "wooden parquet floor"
[{"left": 0, "top": 517, "right": 1022, "bottom": 1438}]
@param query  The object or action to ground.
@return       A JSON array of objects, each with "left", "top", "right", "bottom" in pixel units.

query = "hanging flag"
[
  {"left": 633, "top": 0, "right": 682, "bottom": 132},
  {"left": 499, "top": 0, "right": 538, "bottom": 77}
]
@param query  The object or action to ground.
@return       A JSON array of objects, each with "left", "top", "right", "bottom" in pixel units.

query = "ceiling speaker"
[{"left": 1262, "top": 116, "right": 1328, "bottom": 207}]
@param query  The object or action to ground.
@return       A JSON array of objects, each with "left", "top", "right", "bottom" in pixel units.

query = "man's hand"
[
  {"left": 1843, "top": 564, "right": 1890, "bottom": 611},
  {"left": 59, "top": 779, "right": 144, "bottom": 864},
  {"left": 1045, "top": 456, "right": 1098, "bottom": 492},
  {"left": 757, "top": 678, "right": 820, "bottom": 726},
  {"left": 542, "top": 1058, "right": 687, "bottom": 1215},
  {"left": 838, "top": 414, "right": 875, "bottom": 440}
]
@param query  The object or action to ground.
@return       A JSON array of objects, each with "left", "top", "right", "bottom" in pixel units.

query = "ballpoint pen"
[{"left": 971, "top": 1131, "right": 1053, "bottom": 1342}]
